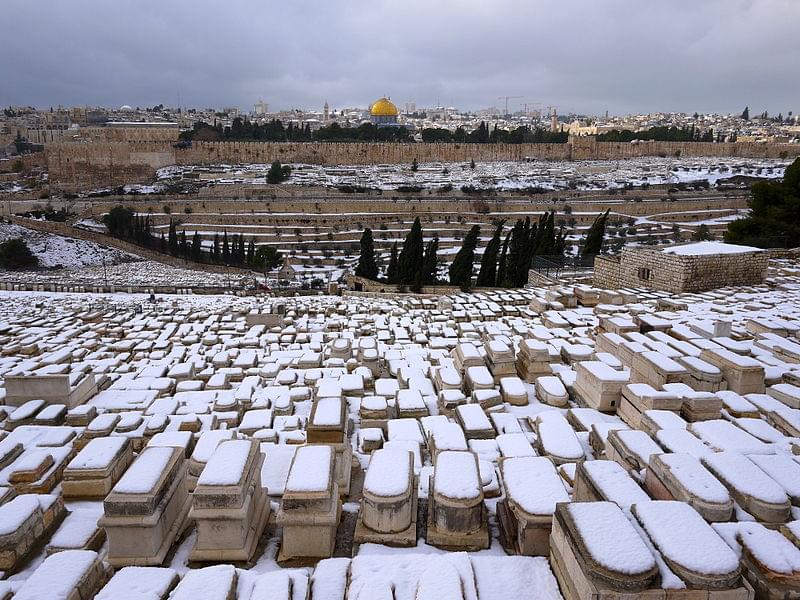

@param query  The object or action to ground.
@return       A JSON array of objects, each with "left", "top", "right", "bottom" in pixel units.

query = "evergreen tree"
[
  {"left": 581, "top": 209, "right": 610, "bottom": 256},
  {"left": 222, "top": 231, "right": 230, "bottom": 263},
  {"left": 160, "top": 232, "right": 167, "bottom": 253},
  {"left": 742, "top": 106, "right": 750, "bottom": 121},
  {"left": 168, "top": 220, "right": 178, "bottom": 255},
  {"left": 247, "top": 239, "right": 255, "bottom": 265},
  {"left": 497, "top": 230, "right": 512, "bottom": 287},
  {"left": 449, "top": 225, "right": 481, "bottom": 291},
  {"left": 421, "top": 236, "right": 439, "bottom": 286},
  {"left": 411, "top": 158, "right": 418, "bottom": 172},
  {"left": 386, "top": 242, "right": 399, "bottom": 283},
  {"left": 397, "top": 217, "right": 424, "bottom": 287},
  {"left": 179, "top": 230, "right": 188, "bottom": 257},
  {"left": 470, "top": 158, "right": 476, "bottom": 169},
  {"left": 477, "top": 221, "right": 504, "bottom": 287},
  {"left": 212, "top": 233, "right": 220, "bottom": 262},
  {"left": 726, "top": 157, "right": 800, "bottom": 247},
  {"left": 0, "top": 238, "right": 38, "bottom": 270},
  {"left": 237, "top": 235, "right": 246, "bottom": 264},
  {"left": 191, "top": 232, "right": 202, "bottom": 260},
  {"left": 355, "top": 228, "right": 379, "bottom": 280}
]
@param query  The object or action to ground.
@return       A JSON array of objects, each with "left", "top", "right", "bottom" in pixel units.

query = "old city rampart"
[{"left": 43, "top": 135, "right": 800, "bottom": 190}]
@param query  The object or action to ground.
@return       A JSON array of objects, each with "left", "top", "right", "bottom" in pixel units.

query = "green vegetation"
[
  {"left": 397, "top": 217, "right": 424, "bottom": 291},
  {"left": 0, "top": 238, "right": 38, "bottom": 270},
  {"left": 449, "top": 225, "right": 481, "bottom": 291},
  {"left": 103, "top": 204, "right": 281, "bottom": 270},
  {"left": 355, "top": 228, "right": 378, "bottom": 280},
  {"left": 581, "top": 209, "right": 610, "bottom": 256},
  {"left": 597, "top": 125, "right": 714, "bottom": 143},
  {"left": 266, "top": 160, "right": 291, "bottom": 184},
  {"left": 725, "top": 157, "right": 800, "bottom": 248}
]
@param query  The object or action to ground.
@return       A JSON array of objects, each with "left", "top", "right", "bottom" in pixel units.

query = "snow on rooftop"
[{"left": 661, "top": 241, "right": 763, "bottom": 256}]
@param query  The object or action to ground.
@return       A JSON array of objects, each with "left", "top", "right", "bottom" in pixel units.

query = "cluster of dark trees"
[
  {"left": 741, "top": 107, "right": 793, "bottom": 123},
  {"left": 725, "top": 157, "right": 800, "bottom": 248},
  {"left": 179, "top": 118, "right": 570, "bottom": 144},
  {"left": 421, "top": 124, "right": 569, "bottom": 144},
  {"left": 597, "top": 125, "right": 716, "bottom": 143},
  {"left": 102, "top": 205, "right": 282, "bottom": 270},
  {"left": 179, "top": 119, "right": 411, "bottom": 143},
  {"left": 356, "top": 209, "right": 608, "bottom": 292},
  {"left": 0, "top": 238, "right": 38, "bottom": 270}
]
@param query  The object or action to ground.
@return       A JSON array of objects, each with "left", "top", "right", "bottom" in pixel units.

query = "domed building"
[{"left": 370, "top": 97, "right": 399, "bottom": 126}]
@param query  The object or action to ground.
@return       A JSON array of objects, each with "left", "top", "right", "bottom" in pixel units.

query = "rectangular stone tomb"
[
  {"left": 63, "top": 436, "right": 133, "bottom": 499},
  {"left": 11, "top": 549, "right": 112, "bottom": 600},
  {"left": 189, "top": 438, "right": 269, "bottom": 562},
  {"left": 354, "top": 447, "right": 417, "bottom": 547},
  {"left": 99, "top": 445, "right": 190, "bottom": 566},
  {"left": 699, "top": 348, "right": 765, "bottom": 395},
  {"left": 497, "top": 456, "right": 569, "bottom": 556},
  {"left": 549, "top": 501, "right": 661, "bottom": 599},
  {"left": 631, "top": 500, "right": 747, "bottom": 592},
  {"left": 574, "top": 361, "right": 629, "bottom": 412},
  {"left": 276, "top": 444, "right": 341, "bottom": 563},
  {"left": 572, "top": 459, "right": 650, "bottom": 511},
  {"left": 0, "top": 493, "right": 65, "bottom": 573},
  {"left": 644, "top": 453, "right": 734, "bottom": 522},
  {"left": 426, "top": 450, "right": 489, "bottom": 551}
]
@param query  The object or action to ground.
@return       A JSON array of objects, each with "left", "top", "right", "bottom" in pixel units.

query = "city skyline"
[{"left": 2, "top": 0, "right": 798, "bottom": 116}]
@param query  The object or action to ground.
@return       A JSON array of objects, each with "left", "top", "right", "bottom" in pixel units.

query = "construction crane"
[{"left": 497, "top": 95, "right": 523, "bottom": 116}]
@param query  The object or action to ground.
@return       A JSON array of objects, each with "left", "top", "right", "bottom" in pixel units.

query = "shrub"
[{"left": 0, "top": 238, "right": 38, "bottom": 270}]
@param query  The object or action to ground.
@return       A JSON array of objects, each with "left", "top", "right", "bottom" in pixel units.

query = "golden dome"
[{"left": 370, "top": 97, "right": 399, "bottom": 117}]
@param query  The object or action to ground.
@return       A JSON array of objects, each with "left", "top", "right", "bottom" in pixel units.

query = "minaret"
[
  {"left": 550, "top": 107, "right": 559, "bottom": 133},
  {"left": 323, "top": 100, "right": 330, "bottom": 123}
]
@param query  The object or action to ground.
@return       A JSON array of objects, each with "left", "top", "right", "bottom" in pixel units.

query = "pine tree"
[
  {"left": 449, "top": 225, "right": 481, "bottom": 291},
  {"left": 397, "top": 217, "right": 424, "bottom": 287},
  {"left": 421, "top": 236, "right": 439, "bottom": 286},
  {"left": 355, "top": 228, "right": 379, "bottom": 280},
  {"left": 386, "top": 242, "right": 399, "bottom": 283},
  {"left": 581, "top": 209, "right": 610, "bottom": 256},
  {"left": 742, "top": 106, "right": 750, "bottom": 121},
  {"left": 477, "top": 221, "right": 504, "bottom": 287},
  {"left": 213, "top": 233, "right": 220, "bottom": 262}
]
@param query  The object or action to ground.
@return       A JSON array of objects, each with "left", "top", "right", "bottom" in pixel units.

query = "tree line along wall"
[{"left": 43, "top": 139, "right": 800, "bottom": 190}]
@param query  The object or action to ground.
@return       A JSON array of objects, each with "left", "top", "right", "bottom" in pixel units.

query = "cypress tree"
[
  {"left": 179, "top": 230, "right": 188, "bottom": 257},
  {"left": 355, "top": 228, "right": 379, "bottom": 280},
  {"left": 581, "top": 209, "right": 609, "bottom": 256},
  {"left": 397, "top": 217, "right": 424, "bottom": 286},
  {"left": 191, "top": 232, "right": 202, "bottom": 260},
  {"left": 497, "top": 230, "right": 512, "bottom": 287},
  {"left": 477, "top": 221, "right": 504, "bottom": 287},
  {"left": 237, "top": 235, "right": 246, "bottom": 264},
  {"left": 213, "top": 233, "right": 220, "bottom": 262},
  {"left": 513, "top": 217, "right": 532, "bottom": 287},
  {"left": 386, "top": 242, "right": 399, "bottom": 283},
  {"left": 168, "top": 220, "right": 178, "bottom": 255},
  {"left": 449, "top": 225, "right": 481, "bottom": 291},
  {"left": 222, "top": 231, "right": 230, "bottom": 263},
  {"left": 160, "top": 232, "right": 167, "bottom": 253},
  {"left": 421, "top": 236, "right": 439, "bottom": 286},
  {"left": 247, "top": 239, "right": 255, "bottom": 265}
]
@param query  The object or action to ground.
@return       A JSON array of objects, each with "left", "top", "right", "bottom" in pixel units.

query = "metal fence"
[{"left": 530, "top": 254, "right": 600, "bottom": 280}]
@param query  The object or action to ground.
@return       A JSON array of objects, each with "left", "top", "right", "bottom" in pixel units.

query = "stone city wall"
[
  {"left": 593, "top": 246, "right": 769, "bottom": 293},
  {"left": 43, "top": 138, "right": 800, "bottom": 191}
]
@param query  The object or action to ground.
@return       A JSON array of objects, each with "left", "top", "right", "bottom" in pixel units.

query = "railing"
[{"left": 530, "top": 254, "right": 601, "bottom": 281}]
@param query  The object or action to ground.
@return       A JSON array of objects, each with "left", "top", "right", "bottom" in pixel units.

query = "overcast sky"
[{"left": 3, "top": 0, "right": 798, "bottom": 116}]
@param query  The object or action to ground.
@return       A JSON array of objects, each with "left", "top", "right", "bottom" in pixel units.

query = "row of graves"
[{"left": 0, "top": 276, "right": 800, "bottom": 598}]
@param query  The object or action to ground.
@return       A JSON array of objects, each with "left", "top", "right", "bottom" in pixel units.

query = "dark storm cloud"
[{"left": 2, "top": 0, "right": 798, "bottom": 115}]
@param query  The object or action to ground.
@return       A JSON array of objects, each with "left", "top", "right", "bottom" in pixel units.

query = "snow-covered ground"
[
  {"left": 0, "top": 222, "right": 139, "bottom": 269},
  {"left": 2, "top": 262, "right": 800, "bottom": 597},
  {"left": 156, "top": 157, "right": 789, "bottom": 192}
]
